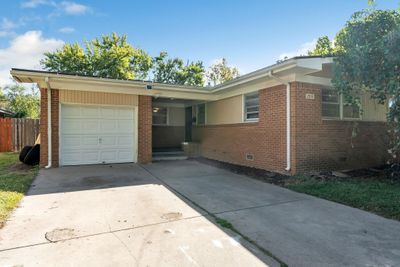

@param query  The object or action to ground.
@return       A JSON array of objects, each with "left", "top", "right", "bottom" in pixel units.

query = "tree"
[
  {"left": 332, "top": 9, "right": 400, "bottom": 177},
  {"left": 41, "top": 33, "right": 152, "bottom": 80},
  {"left": 152, "top": 52, "right": 205, "bottom": 86},
  {"left": 1, "top": 84, "right": 40, "bottom": 118},
  {"left": 206, "top": 58, "right": 240, "bottom": 86},
  {"left": 308, "top": 36, "right": 335, "bottom": 56}
]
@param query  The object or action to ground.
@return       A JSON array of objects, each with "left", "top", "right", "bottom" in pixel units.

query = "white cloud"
[
  {"left": 58, "top": 26, "right": 75, "bottom": 33},
  {"left": 1, "top": 18, "right": 18, "bottom": 30},
  {"left": 21, "top": 0, "right": 56, "bottom": 8},
  {"left": 278, "top": 39, "right": 317, "bottom": 60},
  {"left": 60, "top": 1, "right": 90, "bottom": 15},
  {"left": 0, "top": 31, "right": 64, "bottom": 86}
]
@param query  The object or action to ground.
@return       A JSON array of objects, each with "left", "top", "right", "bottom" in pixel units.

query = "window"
[
  {"left": 244, "top": 92, "right": 259, "bottom": 121},
  {"left": 322, "top": 88, "right": 361, "bottom": 120},
  {"left": 322, "top": 88, "right": 340, "bottom": 118},
  {"left": 152, "top": 106, "right": 168, "bottom": 125},
  {"left": 197, "top": 103, "right": 205, "bottom": 125},
  {"left": 343, "top": 104, "right": 361, "bottom": 119}
]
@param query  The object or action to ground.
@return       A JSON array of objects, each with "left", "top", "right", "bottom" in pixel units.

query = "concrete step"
[{"left": 152, "top": 151, "right": 187, "bottom": 161}]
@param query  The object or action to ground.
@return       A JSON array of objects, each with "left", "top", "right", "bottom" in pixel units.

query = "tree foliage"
[
  {"left": 308, "top": 36, "right": 335, "bottom": 56},
  {"left": 0, "top": 84, "right": 40, "bottom": 118},
  {"left": 332, "top": 9, "right": 400, "bottom": 177},
  {"left": 206, "top": 58, "right": 240, "bottom": 86},
  {"left": 152, "top": 52, "right": 205, "bottom": 86},
  {"left": 41, "top": 33, "right": 152, "bottom": 80}
]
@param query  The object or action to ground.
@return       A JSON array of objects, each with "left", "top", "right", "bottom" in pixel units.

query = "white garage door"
[{"left": 60, "top": 104, "right": 136, "bottom": 166}]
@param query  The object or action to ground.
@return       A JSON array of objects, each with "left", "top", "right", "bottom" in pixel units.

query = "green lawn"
[
  {"left": 286, "top": 175, "right": 400, "bottom": 221},
  {"left": 0, "top": 152, "right": 37, "bottom": 227}
]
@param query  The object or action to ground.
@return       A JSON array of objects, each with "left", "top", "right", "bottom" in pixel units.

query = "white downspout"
[
  {"left": 45, "top": 77, "right": 52, "bottom": 168},
  {"left": 267, "top": 71, "right": 291, "bottom": 172}
]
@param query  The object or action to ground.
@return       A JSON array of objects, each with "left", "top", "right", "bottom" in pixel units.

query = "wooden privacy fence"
[{"left": 0, "top": 118, "right": 40, "bottom": 152}]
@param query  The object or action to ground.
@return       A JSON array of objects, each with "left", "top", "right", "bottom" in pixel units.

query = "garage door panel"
[
  {"left": 118, "top": 121, "right": 134, "bottom": 133},
  {"left": 101, "top": 107, "right": 117, "bottom": 118},
  {"left": 62, "top": 119, "right": 81, "bottom": 134},
  {"left": 99, "top": 150, "right": 118, "bottom": 162},
  {"left": 118, "top": 109, "right": 134, "bottom": 119},
  {"left": 81, "top": 106, "right": 99, "bottom": 118},
  {"left": 118, "top": 150, "right": 134, "bottom": 161},
  {"left": 82, "top": 120, "right": 100, "bottom": 133},
  {"left": 101, "top": 120, "right": 117, "bottom": 132},
  {"left": 62, "top": 151, "right": 100, "bottom": 165},
  {"left": 62, "top": 106, "right": 81, "bottom": 117},
  {"left": 82, "top": 136, "right": 99, "bottom": 147},
  {"left": 61, "top": 104, "right": 136, "bottom": 166},
  {"left": 118, "top": 136, "right": 133, "bottom": 146},
  {"left": 101, "top": 136, "right": 117, "bottom": 146},
  {"left": 62, "top": 136, "right": 81, "bottom": 147}
]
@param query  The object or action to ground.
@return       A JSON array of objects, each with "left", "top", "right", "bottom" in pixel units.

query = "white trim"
[
  {"left": 45, "top": 77, "right": 52, "bottom": 168},
  {"left": 243, "top": 92, "right": 260, "bottom": 122},
  {"left": 321, "top": 88, "right": 362, "bottom": 121},
  {"left": 11, "top": 57, "right": 335, "bottom": 102}
]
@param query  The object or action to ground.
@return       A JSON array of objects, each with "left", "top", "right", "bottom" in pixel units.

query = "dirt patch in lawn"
[{"left": 8, "top": 163, "right": 36, "bottom": 173}]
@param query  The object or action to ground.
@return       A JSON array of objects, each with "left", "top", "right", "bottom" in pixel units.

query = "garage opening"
[{"left": 60, "top": 104, "right": 137, "bottom": 166}]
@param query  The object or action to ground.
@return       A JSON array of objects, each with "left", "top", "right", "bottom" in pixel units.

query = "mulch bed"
[
  {"left": 193, "top": 157, "right": 389, "bottom": 185},
  {"left": 193, "top": 157, "right": 290, "bottom": 186}
]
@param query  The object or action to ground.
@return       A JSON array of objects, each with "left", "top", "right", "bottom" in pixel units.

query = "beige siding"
[
  {"left": 206, "top": 95, "right": 243, "bottom": 125},
  {"left": 59, "top": 90, "right": 138, "bottom": 106},
  {"left": 362, "top": 93, "right": 387, "bottom": 122}
]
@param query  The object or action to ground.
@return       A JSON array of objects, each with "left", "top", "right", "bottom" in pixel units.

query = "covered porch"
[{"left": 152, "top": 97, "right": 204, "bottom": 160}]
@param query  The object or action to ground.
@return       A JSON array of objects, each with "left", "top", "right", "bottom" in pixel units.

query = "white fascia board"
[
  {"left": 10, "top": 57, "right": 333, "bottom": 101},
  {"left": 295, "top": 74, "right": 332, "bottom": 87},
  {"left": 48, "top": 79, "right": 216, "bottom": 101}
]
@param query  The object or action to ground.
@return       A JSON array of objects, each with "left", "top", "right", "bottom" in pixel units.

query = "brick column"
[
  {"left": 39, "top": 88, "right": 48, "bottom": 167},
  {"left": 138, "top": 95, "right": 152, "bottom": 163},
  {"left": 39, "top": 88, "right": 59, "bottom": 167}
]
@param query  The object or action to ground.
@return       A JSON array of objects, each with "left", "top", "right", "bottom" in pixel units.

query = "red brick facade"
[
  {"left": 193, "top": 83, "right": 389, "bottom": 174},
  {"left": 193, "top": 85, "right": 287, "bottom": 173},
  {"left": 138, "top": 95, "right": 152, "bottom": 163},
  {"left": 39, "top": 82, "right": 387, "bottom": 173},
  {"left": 39, "top": 88, "right": 59, "bottom": 167},
  {"left": 290, "top": 82, "right": 389, "bottom": 173}
]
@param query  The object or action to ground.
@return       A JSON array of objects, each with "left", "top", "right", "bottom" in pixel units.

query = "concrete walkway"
[{"left": 1, "top": 160, "right": 400, "bottom": 266}]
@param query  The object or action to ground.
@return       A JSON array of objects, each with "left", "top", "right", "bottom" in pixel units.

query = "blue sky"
[{"left": 0, "top": 0, "right": 398, "bottom": 86}]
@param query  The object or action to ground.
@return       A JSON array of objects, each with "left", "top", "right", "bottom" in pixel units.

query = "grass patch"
[
  {"left": 286, "top": 175, "right": 400, "bottom": 221},
  {"left": 215, "top": 217, "right": 234, "bottom": 229},
  {"left": 0, "top": 152, "right": 37, "bottom": 226}
]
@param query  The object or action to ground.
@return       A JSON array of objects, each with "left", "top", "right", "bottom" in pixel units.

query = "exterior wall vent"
[{"left": 246, "top": 153, "right": 254, "bottom": 161}]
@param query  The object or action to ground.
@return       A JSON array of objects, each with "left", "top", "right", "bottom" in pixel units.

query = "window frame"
[
  {"left": 243, "top": 92, "right": 260, "bottom": 122},
  {"left": 321, "top": 88, "right": 362, "bottom": 121},
  {"left": 196, "top": 103, "right": 206, "bottom": 125},
  {"left": 152, "top": 106, "right": 169, "bottom": 126}
]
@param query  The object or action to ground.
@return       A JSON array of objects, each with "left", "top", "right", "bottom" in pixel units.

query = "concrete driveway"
[{"left": 1, "top": 160, "right": 400, "bottom": 266}]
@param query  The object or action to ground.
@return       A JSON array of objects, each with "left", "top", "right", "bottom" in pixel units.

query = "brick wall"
[
  {"left": 39, "top": 88, "right": 59, "bottom": 167},
  {"left": 193, "top": 85, "right": 287, "bottom": 173},
  {"left": 138, "top": 95, "right": 152, "bottom": 163},
  {"left": 291, "top": 82, "right": 389, "bottom": 173}
]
